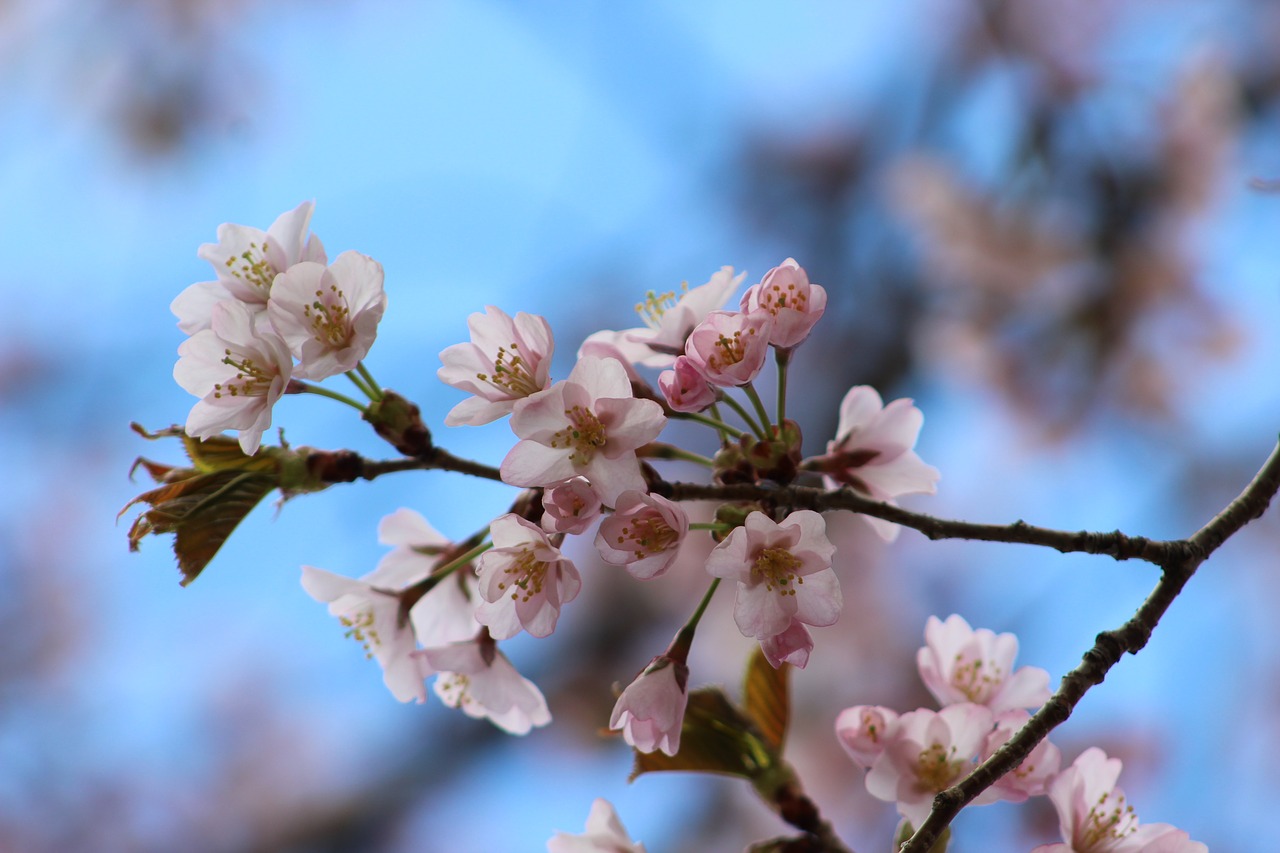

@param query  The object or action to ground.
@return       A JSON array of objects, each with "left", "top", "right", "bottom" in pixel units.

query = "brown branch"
[
  {"left": 657, "top": 481, "right": 1170, "bottom": 562},
  {"left": 899, "top": 440, "right": 1280, "bottom": 853}
]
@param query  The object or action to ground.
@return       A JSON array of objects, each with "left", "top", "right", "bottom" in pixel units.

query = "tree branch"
[{"left": 900, "top": 440, "right": 1280, "bottom": 853}]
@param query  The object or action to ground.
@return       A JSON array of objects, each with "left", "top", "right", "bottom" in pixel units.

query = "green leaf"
[
  {"left": 743, "top": 645, "right": 789, "bottom": 752},
  {"left": 630, "top": 687, "right": 776, "bottom": 782}
]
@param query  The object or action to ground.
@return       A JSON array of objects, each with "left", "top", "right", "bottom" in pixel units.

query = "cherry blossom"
[
  {"left": 1031, "top": 748, "right": 1207, "bottom": 853},
  {"left": 474, "top": 513, "right": 581, "bottom": 639},
  {"left": 374, "top": 508, "right": 479, "bottom": 647},
  {"left": 301, "top": 563, "right": 428, "bottom": 704},
  {"left": 977, "top": 709, "right": 1060, "bottom": 803},
  {"left": 835, "top": 704, "right": 901, "bottom": 769},
  {"left": 739, "top": 257, "right": 827, "bottom": 349},
  {"left": 173, "top": 201, "right": 327, "bottom": 333},
  {"left": 811, "top": 385, "right": 940, "bottom": 541},
  {"left": 864, "top": 703, "right": 995, "bottom": 828},
  {"left": 501, "top": 356, "right": 666, "bottom": 504},
  {"left": 609, "top": 646, "right": 689, "bottom": 756},
  {"left": 594, "top": 490, "right": 688, "bottom": 580},
  {"left": 267, "top": 250, "right": 387, "bottom": 380},
  {"left": 541, "top": 478, "right": 604, "bottom": 535},
  {"left": 759, "top": 618, "right": 814, "bottom": 669},
  {"left": 173, "top": 299, "right": 293, "bottom": 455},
  {"left": 683, "top": 309, "right": 772, "bottom": 387},
  {"left": 657, "top": 355, "right": 718, "bottom": 413},
  {"left": 704, "top": 510, "right": 840, "bottom": 641},
  {"left": 419, "top": 636, "right": 551, "bottom": 735},
  {"left": 916, "top": 614, "right": 1051, "bottom": 714},
  {"left": 438, "top": 305, "right": 555, "bottom": 426},
  {"left": 547, "top": 799, "right": 647, "bottom": 853},
  {"left": 300, "top": 508, "right": 476, "bottom": 703},
  {"left": 595, "top": 265, "right": 745, "bottom": 369}
]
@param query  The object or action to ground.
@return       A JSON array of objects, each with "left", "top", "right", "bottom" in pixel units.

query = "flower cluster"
[
  {"left": 836, "top": 615, "right": 1205, "bottom": 850},
  {"left": 173, "top": 202, "right": 387, "bottom": 453},
  {"left": 148, "top": 230, "right": 983, "bottom": 847}
]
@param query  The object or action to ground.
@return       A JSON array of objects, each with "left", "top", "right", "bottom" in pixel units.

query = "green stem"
[
  {"left": 672, "top": 410, "right": 746, "bottom": 439},
  {"left": 775, "top": 348, "right": 790, "bottom": 425},
  {"left": 688, "top": 522, "right": 731, "bottom": 533},
  {"left": 356, "top": 361, "right": 384, "bottom": 401},
  {"left": 345, "top": 369, "right": 377, "bottom": 401},
  {"left": 431, "top": 540, "right": 492, "bottom": 581},
  {"left": 297, "top": 383, "right": 369, "bottom": 413},
  {"left": 708, "top": 402, "right": 731, "bottom": 445},
  {"left": 719, "top": 394, "right": 766, "bottom": 439},
  {"left": 685, "top": 578, "right": 721, "bottom": 632},
  {"left": 743, "top": 383, "right": 774, "bottom": 436}
]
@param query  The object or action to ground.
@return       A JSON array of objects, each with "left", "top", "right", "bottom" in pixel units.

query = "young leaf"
[{"left": 743, "top": 645, "right": 790, "bottom": 752}]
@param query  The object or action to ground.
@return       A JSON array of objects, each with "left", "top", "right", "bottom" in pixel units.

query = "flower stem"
[
  {"left": 431, "top": 540, "right": 492, "bottom": 581},
  {"left": 297, "top": 382, "right": 369, "bottom": 413},
  {"left": 743, "top": 383, "right": 774, "bottom": 436},
  {"left": 775, "top": 348, "right": 791, "bottom": 425},
  {"left": 356, "top": 361, "right": 384, "bottom": 401},
  {"left": 688, "top": 522, "right": 730, "bottom": 533},
  {"left": 345, "top": 369, "right": 377, "bottom": 401},
  {"left": 719, "top": 394, "right": 766, "bottom": 439},
  {"left": 640, "top": 442, "right": 715, "bottom": 467},
  {"left": 685, "top": 578, "right": 721, "bottom": 632},
  {"left": 672, "top": 410, "right": 746, "bottom": 439}
]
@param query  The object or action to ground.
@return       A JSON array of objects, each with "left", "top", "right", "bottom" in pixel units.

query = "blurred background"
[{"left": 3, "top": 0, "right": 1280, "bottom": 850}]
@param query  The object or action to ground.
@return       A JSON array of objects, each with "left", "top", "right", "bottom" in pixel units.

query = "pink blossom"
[
  {"left": 173, "top": 299, "right": 293, "bottom": 455},
  {"left": 375, "top": 508, "right": 479, "bottom": 648},
  {"left": 474, "top": 514, "right": 581, "bottom": 639},
  {"left": 865, "top": 703, "right": 995, "bottom": 828},
  {"left": 657, "top": 355, "right": 718, "bottom": 413},
  {"left": 501, "top": 356, "right": 666, "bottom": 504},
  {"left": 976, "top": 709, "right": 1060, "bottom": 803},
  {"left": 419, "top": 637, "right": 551, "bottom": 735},
  {"left": 577, "top": 330, "right": 653, "bottom": 380},
  {"left": 595, "top": 265, "right": 745, "bottom": 369},
  {"left": 267, "top": 251, "right": 386, "bottom": 380},
  {"left": 704, "top": 510, "right": 840, "bottom": 640},
  {"left": 300, "top": 508, "right": 477, "bottom": 704},
  {"left": 594, "top": 490, "right": 688, "bottom": 580},
  {"left": 759, "top": 618, "right": 814, "bottom": 669},
  {"left": 813, "top": 385, "right": 940, "bottom": 541},
  {"left": 835, "top": 704, "right": 901, "bottom": 769},
  {"left": 916, "top": 614, "right": 1051, "bottom": 713},
  {"left": 174, "top": 201, "right": 326, "bottom": 333},
  {"left": 547, "top": 799, "right": 648, "bottom": 853},
  {"left": 541, "top": 478, "right": 604, "bottom": 535},
  {"left": 683, "top": 309, "right": 772, "bottom": 387},
  {"left": 739, "top": 258, "right": 827, "bottom": 349},
  {"left": 609, "top": 649, "right": 689, "bottom": 756},
  {"left": 1031, "top": 748, "right": 1207, "bottom": 853},
  {"left": 438, "top": 305, "right": 555, "bottom": 426}
]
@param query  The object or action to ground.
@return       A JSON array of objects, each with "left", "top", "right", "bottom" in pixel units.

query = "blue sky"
[{"left": 4, "top": 1, "right": 1280, "bottom": 850}]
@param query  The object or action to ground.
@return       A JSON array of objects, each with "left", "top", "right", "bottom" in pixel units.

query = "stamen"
[
  {"left": 213, "top": 348, "right": 275, "bottom": 399},
  {"left": 303, "top": 284, "right": 351, "bottom": 347},
  {"left": 474, "top": 342, "right": 540, "bottom": 398},
  {"left": 339, "top": 609, "right": 380, "bottom": 659},
  {"left": 915, "top": 741, "right": 962, "bottom": 792},
  {"left": 707, "top": 326, "right": 758, "bottom": 373},
  {"left": 1078, "top": 790, "right": 1139, "bottom": 847},
  {"left": 752, "top": 546, "right": 804, "bottom": 595},
  {"left": 634, "top": 281, "right": 690, "bottom": 329},
  {"left": 950, "top": 653, "right": 1003, "bottom": 703},
  {"left": 223, "top": 240, "right": 278, "bottom": 292},
  {"left": 548, "top": 405, "right": 607, "bottom": 466},
  {"left": 615, "top": 513, "right": 679, "bottom": 559},
  {"left": 494, "top": 547, "right": 549, "bottom": 603}
]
